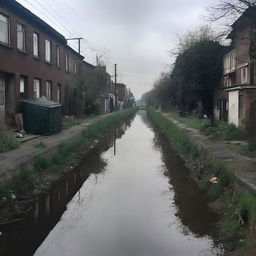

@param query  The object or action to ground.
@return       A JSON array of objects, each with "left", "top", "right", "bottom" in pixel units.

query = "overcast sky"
[{"left": 17, "top": 0, "right": 217, "bottom": 99}]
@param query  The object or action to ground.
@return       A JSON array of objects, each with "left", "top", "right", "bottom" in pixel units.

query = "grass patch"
[
  {"left": 0, "top": 131, "right": 20, "bottom": 153},
  {"left": 35, "top": 141, "right": 46, "bottom": 149},
  {"left": 62, "top": 117, "right": 82, "bottom": 129},
  {"left": 169, "top": 110, "right": 207, "bottom": 130},
  {"left": 168, "top": 109, "right": 247, "bottom": 141},
  {"left": 34, "top": 155, "right": 51, "bottom": 172},
  {"left": 201, "top": 121, "right": 247, "bottom": 140},
  {"left": 237, "top": 139, "right": 256, "bottom": 158},
  {"left": 148, "top": 107, "right": 199, "bottom": 160}
]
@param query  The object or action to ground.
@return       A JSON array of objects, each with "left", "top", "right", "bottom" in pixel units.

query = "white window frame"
[
  {"left": 223, "top": 50, "right": 236, "bottom": 74},
  {"left": 33, "top": 79, "right": 41, "bottom": 98},
  {"left": 20, "top": 76, "right": 25, "bottom": 93},
  {"left": 65, "top": 53, "right": 69, "bottom": 72},
  {"left": 0, "top": 13, "right": 9, "bottom": 45},
  {"left": 241, "top": 67, "right": 248, "bottom": 84},
  {"left": 45, "top": 39, "right": 52, "bottom": 62},
  {"left": 230, "top": 50, "right": 236, "bottom": 72},
  {"left": 57, "top": 84, "right": 61, "bottom": 103},
  {"left": 46, "top": 81, "right": 52, "bottom": 100},
  {"left": 17, "top": 23, "right": 26, "bottom": 51},
  {"left": 33, "top": 32, "right": 39, "bottom": 57},
  {"left": 56, "top": 46, "right": 60, "bottom": 68}
]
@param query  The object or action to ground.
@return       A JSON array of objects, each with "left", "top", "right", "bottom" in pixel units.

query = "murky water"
[{"left": 34, "top": 111, "right": 223, "bottom": 256}]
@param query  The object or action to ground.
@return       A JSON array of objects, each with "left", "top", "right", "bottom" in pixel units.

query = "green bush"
[
  {"left": 10, "top": 169, "right": 36, "bottom": 195},
  {"left": 200, "top": 121, "right": 247, "bottom": 140},
  {"left": 34, "top": 155, "right": 50, "bottom": 172},
  {"left": 0, "top": 132, "right": 20, "bottom": 153}
]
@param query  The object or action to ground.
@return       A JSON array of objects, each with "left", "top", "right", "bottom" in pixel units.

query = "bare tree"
[
  {"left": 206, "top": 0, "right": 256, "bottom": 39},
  {"left": 171, "top": 25, "right": 219, "bottom": 56},
  {"left": 208, "top": 0, "right": 256, "bottom": 22}
]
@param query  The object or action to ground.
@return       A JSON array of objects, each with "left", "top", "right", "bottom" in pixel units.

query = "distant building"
[
  {"left": 116, "top": 83, "right": 127, "bottom": 110},
  {"left": 98, "top": 71, "right": 115, "bottom": 114}
]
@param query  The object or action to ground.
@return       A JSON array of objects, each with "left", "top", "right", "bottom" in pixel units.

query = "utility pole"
[
  {"left": 114, "top": 64, "right": 117, "bottom": 111},
  {"left": 66, "top": 37, "right": 83, "bottom": 54}
]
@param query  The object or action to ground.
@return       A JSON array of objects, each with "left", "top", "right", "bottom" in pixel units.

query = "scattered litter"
[
  {"left": 16, "top": 132, "right": 24, "bottom": 138},
  {"left": 11, "top": 194, "right": 16, "bottom": 199},
  {"left": 209, "top": 176, "right": 218, "bottom": 184}
]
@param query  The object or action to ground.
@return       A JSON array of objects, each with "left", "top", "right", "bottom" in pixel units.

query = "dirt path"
[{"left": 0, "top": 114, "right": 112, "bottom": 182}]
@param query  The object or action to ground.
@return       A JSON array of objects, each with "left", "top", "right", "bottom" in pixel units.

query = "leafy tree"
[
  {"left": 65, "top": 66, "right": 108, "bottom": 116},
  {"left": 171, "top": 39, "right": 225, "bottom": 116}
]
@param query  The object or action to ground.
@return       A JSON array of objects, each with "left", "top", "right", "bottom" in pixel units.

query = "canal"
[{"left": 33, "top": 111, "right": 223, "bottom": 256}]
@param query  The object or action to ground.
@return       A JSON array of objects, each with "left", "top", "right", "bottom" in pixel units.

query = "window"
[
  {"left": 17, "top": 23, "right": 26, "bottom": 51},
  {"left": 20, "top": 76, "right": 27, "bottom": 99},
  {"left": 45, "top": 39, "right": 52, "bottom": 62},
  {"left": 74, "top": 59, "right": 77, "bottom": 75},
  {"left": 224, "top": 77, "right": 231, "bottom": 87},
  {"left": 33, "top": 79, "right": 41, "bottom": 98},
  {"left": 0, "top": 13, "right": 9, "bottom": 44},
  {"left": 33, "top": 33, "right": 39, "bottom": 57},
  {"left": 65, "top": 53, "right": 69, "bottom": 72},
  {"left": 241, "top": 67, "right": 248, "bottom": 84},
  {"left": 46, "top": 81, "right": 52, "bottom": 100},
  {"left": 56, "top": 46, "right": 60, "bottom": 68},
  {"left": 57, "top": 84, "right": 61, "bottom": 103},
  {"left": 223, "top": 50, "right": 236, "bottom": 74},
  {"left": 230, "top": 50, "right": 236, "bottom": 71}
]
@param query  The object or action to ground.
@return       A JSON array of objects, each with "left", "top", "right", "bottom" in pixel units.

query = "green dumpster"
[{"left": 21, "top": 97, "right": 62, "bottom": 135}]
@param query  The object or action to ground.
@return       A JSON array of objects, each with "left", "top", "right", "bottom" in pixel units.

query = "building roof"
[
  {"left": 83, "top": 61, "right": 96, "bottom": 69},
  {"left": 116, "top": 83, "right": 126, "bottom": 88},
  {"left": 227, "top": 6, "right": 256, "bottom": 39}
]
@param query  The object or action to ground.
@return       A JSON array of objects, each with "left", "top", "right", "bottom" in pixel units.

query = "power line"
[
  {"left": 22, "top": 0, "right": 74, "bottom": 38},
  {"left": 27, "top": 0, "right": 78, "bottom": 37}
]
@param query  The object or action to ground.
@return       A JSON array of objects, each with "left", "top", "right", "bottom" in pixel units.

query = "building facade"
[
  {"left": 215, "top": 7, "right": 256, "bottom": 136},
  {"left": 0, "top": 0, "right": 84, "bottom": 128}
]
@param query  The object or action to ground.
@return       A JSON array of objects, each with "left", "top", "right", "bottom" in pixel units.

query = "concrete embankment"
[
  {"left": 0, "top": 112, "right": 118, "bottom": 182},
  {"left": 162, "top": 113, "right": 256, "bottom": 196}
]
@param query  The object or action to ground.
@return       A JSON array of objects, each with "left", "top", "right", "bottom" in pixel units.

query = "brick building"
[
  {"left": 0, "top": 0, "right": 85, "bottom": 128},
  {"left": 214, "top": 7, "right": 256, "bottom": 136}
]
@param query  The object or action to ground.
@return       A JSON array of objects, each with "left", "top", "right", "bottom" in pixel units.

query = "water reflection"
[
  {"left": 153, "top": 131, "right": 218, "bottom": 238},
  {"left": 34, "top": 111, "right": 223, "bottom": 256},
  {"left": 0, "top": 118, "right": 133, "bottom": 256}
]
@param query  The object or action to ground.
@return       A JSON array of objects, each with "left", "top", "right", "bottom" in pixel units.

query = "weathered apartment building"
[
  {"left": 0, "top": 0, "right": 86, "bottom": 128},
  {"left": 215, "top": 7, "right": 256, "bottom": 136}
]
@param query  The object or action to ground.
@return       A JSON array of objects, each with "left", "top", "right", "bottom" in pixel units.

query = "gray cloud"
[{"left": 18, "top": 0, "right": 216, "bottom": 98}]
